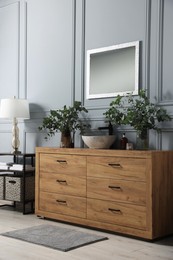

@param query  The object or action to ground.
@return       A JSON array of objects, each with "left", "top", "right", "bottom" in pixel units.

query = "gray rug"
[{"left": 1, "top": 224, "right": 108, "bottom": 252}]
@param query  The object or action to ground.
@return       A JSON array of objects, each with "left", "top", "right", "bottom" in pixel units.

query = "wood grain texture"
[
  {"left": 40, "top": 172, "right": 86, "bottom": 197},
  {"left": 87, "top": 198, "right": 147, "bottom": 230},
  {"left": 87, "top": 177, "right": 146, "bottom": 205},
  {"left": 35, "top": 148, "right": 173, "bottom": 240},
  {"left": 39, "top": 191, "right": 86, "bottom": 219},
  {"left": 40, "top": 153, "right": 86, "bottom": 177},
  {"left": 87, "top": 156, "right": 146, "bottom": 181}
]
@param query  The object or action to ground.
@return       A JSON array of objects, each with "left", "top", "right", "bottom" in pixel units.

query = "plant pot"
[
  {"left": 136, "top": 131, "right": 149, "bottom": 150},
  {"left": 60, "top": 131, "right": 73, "bottom": 148}
]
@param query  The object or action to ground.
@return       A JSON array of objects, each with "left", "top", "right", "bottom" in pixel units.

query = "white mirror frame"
[{"left": 86, "top": 41, "right": 140, "bottom": 99}]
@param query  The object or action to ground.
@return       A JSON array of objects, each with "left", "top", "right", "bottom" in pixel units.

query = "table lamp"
[{"left": 0, "top": 97, "right": 30, "bottom": 154}]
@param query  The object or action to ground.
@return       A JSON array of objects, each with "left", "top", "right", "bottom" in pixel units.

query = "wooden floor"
[{"left": 0, "top": 205, "right": 173, "bottom": 260}]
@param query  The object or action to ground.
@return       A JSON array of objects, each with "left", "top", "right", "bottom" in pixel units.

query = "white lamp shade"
[{"left": 0, "top": 98, "right": 30, "bottom": 119}]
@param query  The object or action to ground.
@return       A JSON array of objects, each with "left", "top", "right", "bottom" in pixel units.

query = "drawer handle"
[
  {"left": 108, "top": 163, "right": 121, "bottom": 168},
  {"left": 56, "top": 160, "right": 67, "bottom": 164},
  {"left": 9, "top": 180, "right": 16, "bottom": 184},
  {"left": 56, "top": 199, "right": 67, "bottom": 205},
  {"left": 108, "top": 208, "right": 122, "bottom": 214},
  {"left": 56, "top": 180, "right": 67, "bottom": 185},
  {"left": 108, "top": 185, "right": 122, "bottom": 191}
]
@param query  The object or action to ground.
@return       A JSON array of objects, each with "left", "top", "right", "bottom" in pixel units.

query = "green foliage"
[
  {"left": 125, "top": 90, "right": 171, "bottom": 135},
  {"left": 103, "top": 95, "right": 125, "bottom": 125},
  {"left": 39, "top": 101, "right": 89, "bottom": 139},
  {"left": 104, "top": 90, "right": 171, "bottom": 136}
]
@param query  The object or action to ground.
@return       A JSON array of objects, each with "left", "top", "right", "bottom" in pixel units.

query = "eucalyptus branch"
[{"left": 39, "top": 101, "right": 89, "bottom": 139}]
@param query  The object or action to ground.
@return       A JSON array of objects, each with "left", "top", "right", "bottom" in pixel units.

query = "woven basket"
[
  {"left": 5, "top": 176, "right": 35, "bottom": 202},
  {"left": 0, "top": 176, "right": 4, "bottom": 200}
]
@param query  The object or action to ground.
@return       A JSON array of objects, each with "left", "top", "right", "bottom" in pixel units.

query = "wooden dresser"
[{"left": 35, "top": 148, "right": 173, "bottom": 240}]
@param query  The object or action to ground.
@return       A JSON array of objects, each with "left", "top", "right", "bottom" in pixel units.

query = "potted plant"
[
  {"left": 104, "top": 90, "right": 171, "bottom": 149},
  {"left": 39, "top": 101, "right": 89, "bottom": 148},
  {"left": 103, "top": 95, "right": 125, "bottom": 126}
]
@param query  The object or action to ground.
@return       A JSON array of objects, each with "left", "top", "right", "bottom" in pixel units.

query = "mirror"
[{"left": 86, "top": 41, "right": 139, "bottom": 99}]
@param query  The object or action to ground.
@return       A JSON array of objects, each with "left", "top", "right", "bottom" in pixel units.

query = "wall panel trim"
[
  {"left": 81, "top": 0, "right": 85, "bottom": 105},
  {"left": 71, "top": 0, "right": 76, "bottom": 105},
  {"left": 23, "top": 0, "right": 27, "bottom": 99},
  {"left": 0, "top": 1, "right": 20, "bottom": 98},
  {"left": 156, "top": 0, "right": 173, "bottom": 106},
  {"left": 144, "top": 0, "right": 151, "bottom": 97},
  {"left": 157, "top": 0, "right": 164, "bottom": 103}
]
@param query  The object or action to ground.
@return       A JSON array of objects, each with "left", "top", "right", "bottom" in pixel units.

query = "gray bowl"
[{"left": 82, "top": 135, "right": 116, "bottom": 149}]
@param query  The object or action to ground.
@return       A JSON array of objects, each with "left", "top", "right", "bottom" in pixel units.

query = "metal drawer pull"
[
  {"left": 108, "top": 185, "right": 121, "bottom": 191},
  {"left": 56, "top": 160, "right": 67, "bottom": 164},
  {"left": 9, "top": 180, "right": 16, "bottom": 184},
  {"left": 108, "top": 208, "right": 122, "bottom": 214},
  {"left": 56, "top": 180, "right": 67, "bottom": 185},
  {"left": 108, "top": 163, "right": 121, "bottom": 168},
  {"left": 56, "top": 200, "right": 67, "bottom": 205}
]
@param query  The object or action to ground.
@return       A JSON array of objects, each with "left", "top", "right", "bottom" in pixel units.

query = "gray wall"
[{"left": 0, "top": 0, "right": 173, "bottom": 152}]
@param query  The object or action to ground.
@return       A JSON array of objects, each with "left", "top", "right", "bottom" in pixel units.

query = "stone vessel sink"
[{"left": 82, "top": 135, "right": 116, "bottom": 149}]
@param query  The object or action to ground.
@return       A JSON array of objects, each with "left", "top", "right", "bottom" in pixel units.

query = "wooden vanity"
[{"left": 35, "top": 148, "right": 173, "bottom": 240}]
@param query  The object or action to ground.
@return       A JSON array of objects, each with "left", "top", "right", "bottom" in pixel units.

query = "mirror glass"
[{"left": 86, "top": 41, "right": 139, "bottom": 99}]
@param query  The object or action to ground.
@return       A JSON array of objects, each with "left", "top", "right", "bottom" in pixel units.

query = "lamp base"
[
  {"left": 12, "top": 118, "right": 21, "bottom": 155},
  {"left": 12, "top": 149, "right": 21, "bottom": 155}
]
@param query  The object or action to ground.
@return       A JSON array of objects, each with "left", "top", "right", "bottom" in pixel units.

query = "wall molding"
[
  {"left": 71, "top": 0, "right": 76, "bottom": 105},
  {"left": 156, "top": 0, "right": 164, "bottom": 104},
  {"left": 155, "top": 0, "right": 173, "bottom": 106},
  {"left": 81, "top": 0, "right": 86, "bottom": 105},
  {"left": 0, "top": 130, "right": 11, "bottom": 133},
  {"left": 144, "top": 0, "right": 151, "bottom": 97},
  {"left": 158, "top": 128, "right": 173, "bottom": 150},
  {"left": 82, "top": 0, "right": 152, "bottom": 110},
  {"left": 23, "top": 0, "right": 27, "bottom": 99},
  {"left": 17, "top": 1, "right": 20, "bottom": 97},
  {"left": 0, "top": 0, "right": 19, "bottom": 9},
  {"left": 0, "top": 1, "right": 20, "bottom": 98},
  {"left": 25, "top": 1, "right": 29, "bottom": 99}
]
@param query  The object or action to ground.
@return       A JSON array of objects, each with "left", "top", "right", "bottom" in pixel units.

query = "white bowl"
[{"left": 82, "top": 135, "right": 116, "bottom": 149}]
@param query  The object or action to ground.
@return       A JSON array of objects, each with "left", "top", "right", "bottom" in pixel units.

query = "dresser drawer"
[
  {"left": 40, "top": 172, "right": 86, "bottom": 197},
  {"left": 87, "top": 156, "right": 146, "bottom": 181},
  {"left": 87, "top": 177, "right": 146, "bottom": 205},
  {"left": 39, "top": 191, "right": 86, "bottom": 218},
  {"left": 40, "top": 154, "right": 86, "bottom": 177},
  {"left": 87, "top": 198, "right": 146, "bottom": 230}
]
